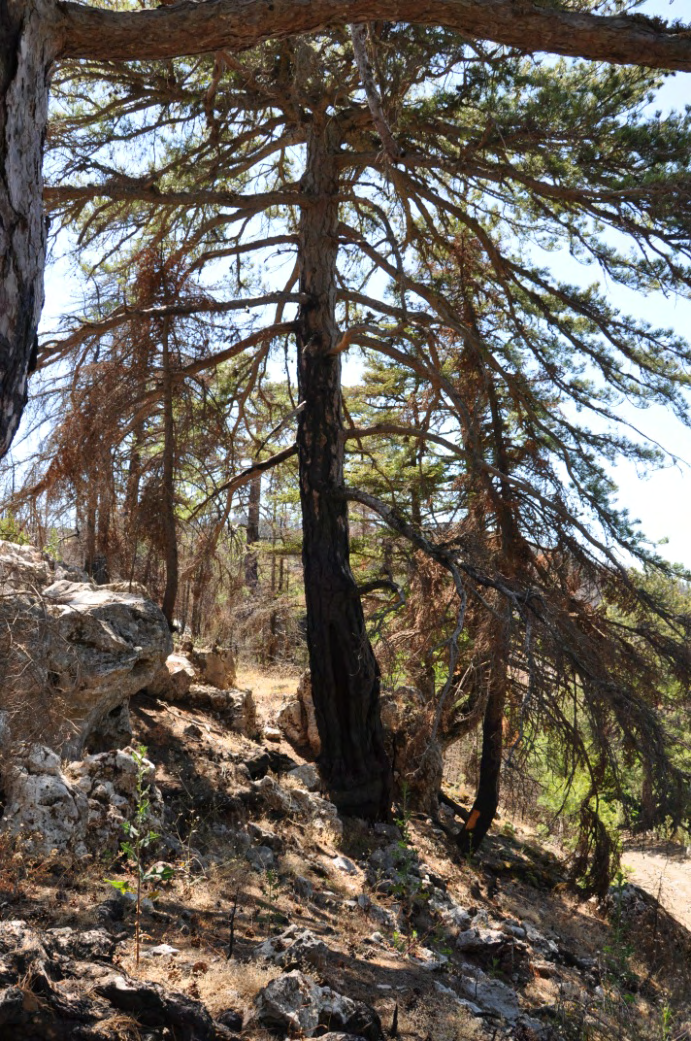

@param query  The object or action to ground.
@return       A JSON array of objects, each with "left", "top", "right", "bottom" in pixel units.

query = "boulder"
[
  {"left": 277, "top": 670, "right": 321, "bottom": 756},
  {"left": 288, "top": 762, "right": 321, "bottom": 791},
  {"left": 252, "top": 925, "right": 332, "bottom": 971},
  {"left": 1, "top": 744, "right": 163, "bottom": 856},
  {"left": 189, "top": 645, "right": 236, "bottom": 689},
  {"left": 187, "top": 684, "right": 257, "bottom": 735},
  {"left": 253, "top": 774, "right": 342, "bottom": 836},
  {"left": 255, "top": 970, "right": 382, "bottom": 1040},
  {"left": 148, "top": 652, "right": 197, "bottom": 700},
  {"left": 0, "top": 558, "right": 171, "bottom": 756}
]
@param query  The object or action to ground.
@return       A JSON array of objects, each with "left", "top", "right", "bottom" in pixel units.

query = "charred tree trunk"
[
  {"left": 244, "top": 474, "right": 261, "bottom": 590},
  {"left": 296, "top": 118, "right": 391, "bottom": 819},
  {"left": 160, "top": 317, "right": 178, "bottom": 628},
  {"left": 0, "top": 3, "right": 55, "bottom": 457},
  {"left": 456, "top": 610, "right": 510, "bottom": 855}
]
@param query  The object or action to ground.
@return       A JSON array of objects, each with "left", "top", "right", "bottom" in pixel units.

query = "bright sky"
[{"left": 36, "top": 0, "right": 691, "bottom": 568}]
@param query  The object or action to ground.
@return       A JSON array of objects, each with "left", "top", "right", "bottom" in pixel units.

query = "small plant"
[
  {"left": 660, "top": 1002, "right": 674, "bottom": 1041},
  {"left": 393, "top": 781, "right": 412, "bottom": 845},
  {"left": 392, "top": 927, "right": 419, "bottom": 955},
  {"left": 105, "top": 745, "right": 173, "bottom": 967},
  {"left": 263, "top": 866, "right": 279, "bottom": 905}
]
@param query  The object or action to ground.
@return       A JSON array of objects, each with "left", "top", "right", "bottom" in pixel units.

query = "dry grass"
[{"left": 235, "top": 662, "right": 301, "bottom": 726}]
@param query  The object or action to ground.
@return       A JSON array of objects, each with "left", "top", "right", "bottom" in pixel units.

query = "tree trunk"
[
  {"left": 244, "top": 474, "right": 260, "bottom": 590},
  {"left": 0, "top": 2, "right": 55, "bottom": 457},
  {"left": 296, "top": 117, "right": 391, "bottom": 819},
  {"left": 456, "top": 610, "right": 510, "bottom": 855},
  {"left": 160, "top": 317, "right": 178, "bottom": 628}
]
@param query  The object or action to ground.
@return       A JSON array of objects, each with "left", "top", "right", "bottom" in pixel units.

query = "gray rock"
[
  {"left": 148, "top": 652, "right": 196, "bottom": 700},
  {"left": 332, "top": 855, "right": 358, "bottom": 875},
  {"left": 255, "top": 970, "right": 382, "bottom": 1040},
  {"left": 457, "top": 974, "right": 520, "bottom": 1022},
  {"left": 143, "top": 944, "right": 180, "bottom": 958},
  {"left": 246, "top": 845, "right": 275, "bottom": 871},
  {"left": 253, "top": 774, "right": 343, "bottom": 836},
  {"left": 252, "top": 925, "right": 332, "bottom": 970},
  {"left": 0, "top": 549, "right": 171, "bottom": 757},
  {"left": 44, "top": 927, "right": 116, "bottom": 961},
  {"left": 1, "top": 744, "right": 163, "bottom": 857},
  {"left": 248, "top": 822, "right": 282, "bottom": 850},
  {"left": 408, "top": 946, "right": 449, "bottom": 970},
  {"left": 277, "top": 671, "right": 321, "bottom": 755},
  {"left": 189, "top": 645, "right": 236, "bottom": 689},
  {"left": 294, "top": 875, "right": 314, "bottom": 900},
  {"left": 187, "top": 685, "right": 257, "bottom": 735},
  {"left": 288, "top": 763, "right": 321, "bottom": 791}
]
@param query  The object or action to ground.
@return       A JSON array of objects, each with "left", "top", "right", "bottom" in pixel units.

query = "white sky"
[{"left": 36, "top": 0, "right": 691, "bottom": 568}]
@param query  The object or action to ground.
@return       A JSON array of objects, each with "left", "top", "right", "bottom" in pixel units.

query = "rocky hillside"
[{"left": 0, "top": 541, "right": 689, "bottom": 1041}]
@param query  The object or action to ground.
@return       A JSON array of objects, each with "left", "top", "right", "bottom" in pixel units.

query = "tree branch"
[
  {"left": 55, "top": 1, "right": 691, "bottom": 73},
  {"left": 189, "top": 442, "right": 297, "bottom": 518}
]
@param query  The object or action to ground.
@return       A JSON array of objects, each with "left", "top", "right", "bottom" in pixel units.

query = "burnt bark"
[
  {"left": 160, "top": 315, "right": 178, "bottom": 628},
  {"left": 0, "top": 1, "right": 55, "bottom": 458},
  {"left": 456, "top": 611, "right": 510, "bottom": 855},
  {"left": 296, "top": 118, "right": 391, "bottom": 819},
  {"left": 244, "top": 474, "right": 261, "bottom": 590}
]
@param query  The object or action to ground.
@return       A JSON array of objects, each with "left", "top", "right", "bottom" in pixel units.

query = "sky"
[{"left": 34, "top": 0, "right": 691, "bottom": 569}]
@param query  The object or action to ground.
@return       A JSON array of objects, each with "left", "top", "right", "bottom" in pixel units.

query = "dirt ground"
[{"left": 623, "top": 841, "right": 691, "bottom": 931}]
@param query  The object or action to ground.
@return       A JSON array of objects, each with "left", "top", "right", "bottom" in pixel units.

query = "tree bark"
[
  {"left": 296, "top": 117, "right": 392, "bottom": 820},
  {"left": 456, "top": 609, "right": 510, "bottom": 855},
  {"left": 160, "top": 316, "right": 178, "bottom": 629},
  {"left": 55, "top": 1, "right": 691, "bottom": 73},
  {"left": 244, "top": 474, "right": 260, "bottom": 590},
  {"left": 0, "top": 1, "right": 55, "bottom": 457}
]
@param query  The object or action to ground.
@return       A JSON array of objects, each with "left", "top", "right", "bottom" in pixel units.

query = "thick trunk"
[
  {"left": 0, "top": 2, "right": 54, "bottom": 457},
  {"left": 296, "top": 119, "right": 391, "bottom": 820}
]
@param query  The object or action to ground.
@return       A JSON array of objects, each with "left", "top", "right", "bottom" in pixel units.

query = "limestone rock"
[
  {"left": 148, "top": 652, "right": 197, "bottom": 700},
  {"left": 245, "top": 845, "right": 275, "bottom": 871},
  {"left": 288, "top": 762, "right": 321, "bottom": 791},
  {"left": 277, "top": 670, "right": 321, "bottom": 756},
  {"left": 252, "top": 925, "right": 332, "bottom": 971},
  {"left": 253, "top": 774, "right": 342, "bottom": 836},
  {"left": 189, "top": 645, "right": 236, "bottom": 689},
  {"left": 0, "top": 920, "right": 214, "bottom": 1041},
  {"left": 1, "top": 744, "right": 163, "bottom": 856},
  {"left": 0, "top": 568, "right": 171, "bottom": 756},
  {"left": 189, "top": 684, "right": 257, "bottom": 734},
  {"left": 0, "top": 539, "right": 53, "bottom": 590},
  {"left": 456, "top": 973, "right": 520, "bottom": 1022},
  {"left": 255, "top": 970, "right": 382, "bottom": 1040}
]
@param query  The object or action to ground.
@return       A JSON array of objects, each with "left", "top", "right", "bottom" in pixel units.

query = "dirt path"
[{"left": 623, "top": 842, "right": 691, "bottom": 931}]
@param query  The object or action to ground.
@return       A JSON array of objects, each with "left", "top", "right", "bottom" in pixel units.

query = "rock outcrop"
[
  {"left": 1, "top": 745, "right": 163, "bottom": 856},
  {"left": 0, "top": 540, "right": 172, "bottom": 756},
  {"left": 0, "top": 920, "right": 217, "bottom": 1040},
  {"left": 255, "top": 970, "right": 383, "bottom": 1040},
  {"left": 277, "top": 670, "right": 322, "bottom": 756}
]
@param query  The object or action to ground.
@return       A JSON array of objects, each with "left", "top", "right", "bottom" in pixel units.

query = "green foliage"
[
  {"left": 0, "top": 516, "right": 29, "bottom": 544},
  {"left": 105, "top": 745, "right": 172, "bottom": 966}
]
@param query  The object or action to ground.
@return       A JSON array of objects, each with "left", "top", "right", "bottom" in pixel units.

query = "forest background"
[{"left": 2, "top": 0, "right": 691, "bottom": 891}]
